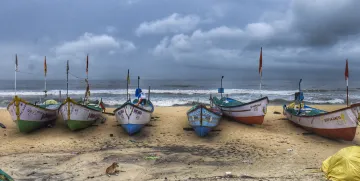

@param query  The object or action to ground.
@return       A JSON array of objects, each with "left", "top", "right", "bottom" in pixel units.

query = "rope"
[
  {"left": 68, "top": 72, "right": 88, "bottom": 84},
  {"left": 17, "top": 70, "right": 38, "bottom": 76}
]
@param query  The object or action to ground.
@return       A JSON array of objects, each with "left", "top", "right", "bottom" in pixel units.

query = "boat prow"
[
  {"left": 114, "top": 100, "right": 154, "bottom": 135},
  {"left": 212, "top": 96, "right": 269, "bottom": 125},
  {"left": 7, "top": 96, "right": 59, "bottom": 133},
  {"left": 58, "top": 97, "right": 104, "bottom": 131},
  {"left": 187, "top": 104, "right": 222, "bottom": 137}
]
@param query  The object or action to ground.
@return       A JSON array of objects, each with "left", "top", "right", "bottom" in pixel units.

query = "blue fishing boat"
[{"left": 186, "top": 104, "right": 222, "bottom": 137}]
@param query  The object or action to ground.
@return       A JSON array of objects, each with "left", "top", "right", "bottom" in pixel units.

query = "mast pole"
[
  {"left": 346, "top": 59, "right": 349, "bottom": 107},
  {"left": 67, "top": 60, "right": 69, "bottom": 98},
  {"left": 259, "top": 47, "right": 263, "bottom": 98},
  {"left": 44, "top": 56, "right": 47, "bottom": 98},
  {"left": 127, "top": 69, "right": 129, "bottom": 101},
  {"left": 15, "top": 54, "right": 17, "bottom": 96},
  {"left": 221, "top": 76, "right": 223, "bottom": 98},
  {"left": 138, "top": 76, "right": 140, "bottom": 89}
]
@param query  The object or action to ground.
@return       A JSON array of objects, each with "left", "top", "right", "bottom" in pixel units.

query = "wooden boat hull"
[
  {"left": 187, "top": 104, "right": 222, "bottom": 137},
  {"left": 114, "top": 101, "right": 154, "bottom": 135},
  {"left": 283, "top": 104, "right": 360, "bottom": 141},
  {"left": 58, "top": 98, "right": 103, "bottom": 131},
  {"left": 214, "top": 97, "right": 269, "bottom": 125},
  {"left": 7, "top": 96, "right": 58, "bottom": 133}
]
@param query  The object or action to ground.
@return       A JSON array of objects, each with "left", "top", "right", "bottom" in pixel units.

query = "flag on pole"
[
  {"left": 67, "top": 60, "right": 69, "bottom": 73},
  {"left": 86, "top": 54, "right": 89, "bottom": 75},
  {"left": 44, "top": 56, "right": 47, "bottom": 76},
  {"left": 259, "top": 47, "right": 262, "bottom": 77},
  {"left": 15, "top": 54, "right": 18, "bottom": 71},
  {"left": 127, "top": 69, "right": 130, "bottom": 84},
  {"left": 345, "top": 59, "right": 349, "bottom": 82}
]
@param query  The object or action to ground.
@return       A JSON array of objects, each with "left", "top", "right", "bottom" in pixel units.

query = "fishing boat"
[
  {"left": 212, "top": 96, "right": 269, "bottom": 125},
  {"left": 186, "top": 100, "right": 222, "bottom": 137},
  {"left": 58, "top": 56, "right": 105, "bottom": 131},
  {"left": 283, "top": 74, "right": 360, "bottom": 141},
  {"left": 114, "top": 71, "right": 155, "bottom": 135},
  {"left": 7, "top": 55, "right": 61, "bottom": 133},
  {"left": 212, "top": 47, "right": 269, "bottom": 125}
]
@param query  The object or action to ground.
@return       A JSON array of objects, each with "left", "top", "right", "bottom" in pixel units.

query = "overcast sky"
[{"left": 0, "top": 0, "right": 359, "bottom": 81}]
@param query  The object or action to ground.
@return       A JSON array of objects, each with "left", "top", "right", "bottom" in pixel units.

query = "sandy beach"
[{"left": 0, "top": 105, "right": 359, "bottom": 181}]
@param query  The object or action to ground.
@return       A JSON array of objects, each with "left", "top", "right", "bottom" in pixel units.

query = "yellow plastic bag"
[{"left": 321, "top": 146, "right": 360, "bottom": 181}]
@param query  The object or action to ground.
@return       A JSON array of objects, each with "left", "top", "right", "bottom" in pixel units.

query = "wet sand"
[{"left": 0, "top": 105, "right": 359, "bottom": 181}]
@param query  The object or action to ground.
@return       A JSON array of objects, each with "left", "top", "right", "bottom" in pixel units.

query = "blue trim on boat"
[
  {"left": 121, "top": 124, "right": 145, "bottom": 135},
  {"left": 193, "top": 126, "right": 212, "bottom": 137}
]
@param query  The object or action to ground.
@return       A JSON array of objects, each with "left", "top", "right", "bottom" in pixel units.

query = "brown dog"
[{"left": 105, "top": 162, "right": 120, "bottom": 177}]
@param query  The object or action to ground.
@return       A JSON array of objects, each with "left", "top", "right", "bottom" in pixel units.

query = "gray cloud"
[{"left": 0, "top": 0, "right": 359, "bottom": 81}]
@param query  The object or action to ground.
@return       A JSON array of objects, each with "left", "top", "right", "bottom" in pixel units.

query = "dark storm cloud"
[{"left": 0, "top": 0, "right": 359, "bottom": 80}]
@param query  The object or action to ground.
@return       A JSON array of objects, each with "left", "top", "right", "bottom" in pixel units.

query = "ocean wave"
[{"left": 0, "top": 88, "right": 297, "bottom": 97}]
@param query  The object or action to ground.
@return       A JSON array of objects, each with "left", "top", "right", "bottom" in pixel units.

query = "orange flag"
[
  {"left": 259, "top": 47, "right": 262, "bottom": 76},
  {"left": 44, "top": 56, "right": 47, "bottom": 76}
]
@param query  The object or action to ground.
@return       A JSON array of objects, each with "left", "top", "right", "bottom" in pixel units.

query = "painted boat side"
[
  {"left": 7, "top": 96, "right": 58, "bottom": 133},
  {"left": 214, "top": 97, "right": 269, "bottom": 125},
  {"left": 58, "top": 98, "right": 103, "bottom": 131},
  {"left": 283, "top": 104, "right": 359, "bottom": 141},
  {"left": 187, "top": 104, "right": 222, "bottom": 137},
  {"left": 114, "top": 100, "right": 154, "bottom": 135}
]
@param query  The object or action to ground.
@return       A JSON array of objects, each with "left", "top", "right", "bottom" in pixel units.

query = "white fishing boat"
[
  {"left": 114, "top": 71, "right": 154, "bottom": 135},
  {"left": 58, "top": 57, "right": 106, "bottom": 131},
  {"left": 212, "top": 96, "right": 269, "bottom": 125},
  {"left": 283, "top": 76, "right": 360, "bottom": 141},
  {"left": 114, "top": 99, "right": 154, "bottom": 135},
  {"left": 212, "top": 48, "right": 269, "bottom": 125},
  {"left": 7, "top": 55, "right": 61, "bottom": 133},
  {"left": 59, "top": 97, "right": 105, "bottom": 131}
]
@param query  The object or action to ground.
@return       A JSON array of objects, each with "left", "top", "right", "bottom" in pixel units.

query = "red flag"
[
  {"left": 259, "top": 47, "right": 262, "bottom": 76},
  {"left": 44, "top": 56, "right": 47, "bottom": 76},
  {"left": 345, "top": 59, "right": 349, "bottom": 80},
  {"left": 86, "top": 54, "right": 89, "bottom": 75},
  {"left": 100, "top": 101, "right": 105, "bottom": 111}
]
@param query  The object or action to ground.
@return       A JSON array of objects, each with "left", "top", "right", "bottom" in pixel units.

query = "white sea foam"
[{"left": 0, "top": 89, "right": 297, "bottom": 97}]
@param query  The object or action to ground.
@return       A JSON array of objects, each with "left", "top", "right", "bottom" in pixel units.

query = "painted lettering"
[
  {"left": 250, "top": 104, "right": 261, "bottom": 108},
  {"left": 88, "top": 113, "right": 97, "bottom": 119},
  {"left": 324, "top": 116, "right": 342, "bottom": 122}
]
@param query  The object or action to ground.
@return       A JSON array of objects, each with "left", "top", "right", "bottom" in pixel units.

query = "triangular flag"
[
  {"left": 44, "top": 56, "right": 47, "bottom": 76},
  {"left": 86, "top": 54, "right": 89, "bottom": 75},
  {"left": 259, "top": 47, "right": 262, "bottom": 76},
  {"left": 15, "top": 54, "right": 18, "bottom": 71}
]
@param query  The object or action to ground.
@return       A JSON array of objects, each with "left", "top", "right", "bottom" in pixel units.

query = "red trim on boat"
[
  {"left": 232, "top": 115, "right": 265, "bottom": 125},
  {"left": 290, "top": 121, "right": 357, "bottom": 141}
]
